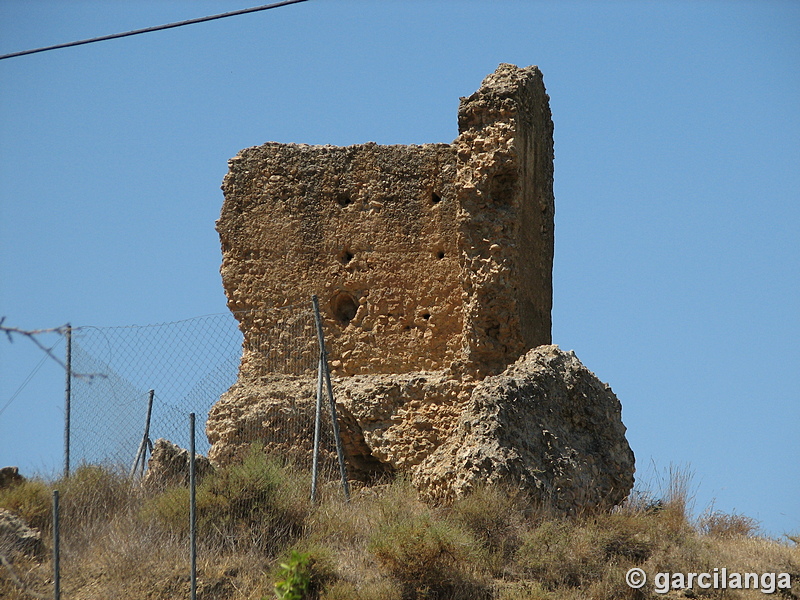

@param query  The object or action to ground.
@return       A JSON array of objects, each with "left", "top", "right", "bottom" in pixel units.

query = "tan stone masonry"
[
  {"left": 209, "top": 64, "right": 635, "bottom": 508},
  {"left": 216, "top": 63, "right": 554, "bottom": 379}
]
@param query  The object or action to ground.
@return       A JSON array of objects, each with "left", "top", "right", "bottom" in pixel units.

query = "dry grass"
[{"left": 1, "top": 458, "right": 798, "bottom": 600}]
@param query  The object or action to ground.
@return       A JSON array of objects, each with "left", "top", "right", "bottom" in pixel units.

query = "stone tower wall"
[
  {"left": 216, "top": 63, "right": 555, "bottom": 378},
  {"left": 455, "top": 65, "right": 554, "bottom": 375}
]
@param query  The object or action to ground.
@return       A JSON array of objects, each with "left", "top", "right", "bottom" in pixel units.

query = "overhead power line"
[{"left": 0, "top": 0, "right": 309, "bottom": 61}]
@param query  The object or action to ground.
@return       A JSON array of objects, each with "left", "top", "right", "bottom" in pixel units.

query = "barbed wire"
[
  {"left": 0, "top": 318, "right": 105, "bottom": 382},
  {"left": 1, "top": 318, "right": 70, "bottom": 372}
]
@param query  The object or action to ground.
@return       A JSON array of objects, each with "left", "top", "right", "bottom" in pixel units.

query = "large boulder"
[
  {"left": 412, "top": 346, "right": 635, "bottom": 511},
  {"left": 207, "top": 375, "right": 320, "bottom": 466},
  {"left": 206, "top": 373, "right": 405, "bottom": 481},
  {"left": 334, "top": 371, "right": 472, "bottom": 478}
]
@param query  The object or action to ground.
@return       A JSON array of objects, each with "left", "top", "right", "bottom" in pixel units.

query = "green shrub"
[
  {"left": 273, "top": 550, "right": 312, "bottom": 600},
  {"left": 698, "top": 509, "right": 760, "bottom": 539},
  {"left": 57, "top": 465, "right": 134, "bottom": 526},
  {"left": 140, "top": 485, "right": 192, "bottom": 533},
  {"left": 515, "top": 519, "right": 609, "bottom": 589},
  {"left": 270, "top": 544, "right": 337, "bottom": 600},
  {"left": 205, "top": 448, "right": 284, "bottom": 522},
  {"left": 0, "top": 465, "right": 136, "bottom": 537},
  {"left": 590, "top": 512, "right": 655, "bottom": 563}
]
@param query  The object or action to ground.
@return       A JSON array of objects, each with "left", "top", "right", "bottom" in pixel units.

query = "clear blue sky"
[{"left": 1, "top": 1, "right": 798, "bottom": 537}]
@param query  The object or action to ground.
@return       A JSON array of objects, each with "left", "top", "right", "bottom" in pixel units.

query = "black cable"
[{"left": 0, "top": 0, "right": 309, "bottom": 61}]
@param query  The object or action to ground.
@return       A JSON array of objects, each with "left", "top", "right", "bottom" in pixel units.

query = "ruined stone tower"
[
  {"left": 210, "top": 64, "right": 635, "bottom": 509},
  {"left": 216, "top": 63, "right": 554, "bottom": 378}
]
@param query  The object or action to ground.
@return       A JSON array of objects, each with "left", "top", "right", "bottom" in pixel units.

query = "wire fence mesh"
[
  {"left": 67, "top": 302, "right": 335, "bottom": 478},
  {"left": 0, "top": 302, "right": 352, "bottom": 597},
  {"left": 69, "top": 312, "right": 244, "bottom": 467}
]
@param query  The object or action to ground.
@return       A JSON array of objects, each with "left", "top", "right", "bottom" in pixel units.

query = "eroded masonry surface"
[
  {"left": 210, "top": 64, "right": 635, "bottom": 509},
  {"left": 217, "top": 63, "right": 554, "bottom": 378}
]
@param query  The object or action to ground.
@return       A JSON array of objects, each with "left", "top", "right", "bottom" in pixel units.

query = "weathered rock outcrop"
[
  {"left": 209, "top": 63, "right": 635, "bottom": 510},
  {"left": 208, "top": 375, "right": 347, "bottom": 477},
  {"left": 336, "top": 371, "right": 472, "bottom": 473}
]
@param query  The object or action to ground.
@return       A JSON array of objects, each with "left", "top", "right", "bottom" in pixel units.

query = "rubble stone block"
[
  {"left": 143, "top": 439, "right": 213, "bottom": 490},
  {"left": 0, "top": 509, "right": 43, "bottom": 558},
  {"left": 412, "top": 346, "right": 635, "bottom": 511}
]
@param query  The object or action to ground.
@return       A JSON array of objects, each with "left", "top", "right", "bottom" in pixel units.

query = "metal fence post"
[
  {"left": 53, "top": 489, "right": 60, "bottom": 600},
  {"left": 189, "top": 412, "right": 197, "bottom": 600},
  {"left": 130, "top": 389, "right": 155, "bottom": 478},
  {"left": 311, "top": 355, "right": 324, "bottom": 503},
  {"left": 311, "top": 295, "right": 350, "bottom": 502},
  {"left": 63, "top": 325, "right": 71, "bottom": 478}
]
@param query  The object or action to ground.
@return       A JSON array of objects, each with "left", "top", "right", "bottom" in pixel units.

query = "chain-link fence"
[
  {"left": 1, "top": 301, "right": 355, "bottom": 599},
  {"left": 69, "top": 311, "right": 243, "bottom": 468},
  {"left": 67, "top": 302, "right": 343, "bottom": 482}
]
